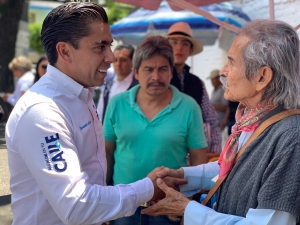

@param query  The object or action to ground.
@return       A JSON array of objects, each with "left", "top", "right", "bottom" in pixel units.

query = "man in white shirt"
[
  {"left": 97, "top": 44, "right": 138, "bottom": 121},
  {"left": 5, "top": 3, "right": 186, "bottom": 225}
]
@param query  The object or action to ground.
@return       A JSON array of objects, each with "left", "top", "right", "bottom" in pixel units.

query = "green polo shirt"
[{"left": 103, "top": 85, "right": 207, "bottom": 185}]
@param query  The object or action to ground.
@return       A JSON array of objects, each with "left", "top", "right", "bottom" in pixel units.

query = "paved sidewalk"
[
  {"left": 0, "top": 123, "right": 9, "bottom": 196},
  {"left": 0, "top": 123, "right": 13, "bottom": 225}
]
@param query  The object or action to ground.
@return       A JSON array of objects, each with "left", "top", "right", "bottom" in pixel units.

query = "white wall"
[
  {"left": 231, "top": 0, "right": 300, "bottom": 27},
  {"left": 186, "top": 38, "right": 230, "bottom": 97},
  {"left": 186, "top": 29, "right": 236, "bottom": 97}
]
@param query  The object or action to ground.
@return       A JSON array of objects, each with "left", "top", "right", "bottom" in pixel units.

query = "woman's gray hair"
[
  {"left": 239, "top": 19, "right": 300, "bottom": 109},
  {"left": 133, "top": 36, "right": 174, "bottom": 71}
]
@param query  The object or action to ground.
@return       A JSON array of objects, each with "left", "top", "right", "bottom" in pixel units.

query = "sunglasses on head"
[{"left": 41, "top": 65, "right": 47, "bottom": 69}]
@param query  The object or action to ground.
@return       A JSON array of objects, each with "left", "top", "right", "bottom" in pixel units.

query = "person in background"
[
  {"left": 208, "top": 69, "right": 229, "bottom": 147},
  {"left": 142, "top": 19, "right": 300, "bottom": 225},
  {"left": 21, "top": 56, "right": 49, "bottom": 95},
  {"left": 5, "top": 3, "right": 186, "bottom": 225},
  {"left": 227, "top": 101, "right": 239, "bottom": 135},
  {"left": 167, "top": 22, "right": 221, "bottom": 156},
  {"left": 34, "top": 56, "right": 49, "bottom": 83},
  {"left": 1, "top": 55, "right": 34, "bottom": 106},
  {"left": 97, "top": 44, "right": 138, "bottom": 121},
  {"left": 207, "top": 69, "right": 229, "bottom": 131},
  {"left": 104, "top": 35, "right": 207, "bottom": 225}
]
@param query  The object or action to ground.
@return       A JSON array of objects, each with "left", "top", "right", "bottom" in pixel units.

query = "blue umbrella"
[{"left": 111, "top": 2, "right": 251, "bottom": 45}]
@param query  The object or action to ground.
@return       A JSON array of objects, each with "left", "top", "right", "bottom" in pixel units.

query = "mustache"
[
  {"left": 220, "top": 75, "right": 229, "bottom": 89},
  {"left": 147, "top": 81, "right": 166, "bottom": 88}
]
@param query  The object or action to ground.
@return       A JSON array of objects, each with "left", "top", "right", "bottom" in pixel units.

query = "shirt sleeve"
[
  {"left": 184, "top": 202, "right": 296, "bottom": 225},
  {"left": 10, "top": 103, "right": 153, "bottom": 224},
  {"left": 7, "top": 95, "right": 17, "bottom": 106},
  {"left": 20, "top": 83, "right": 32, "bottom": 92},
  {"left": 199, "top": 80, "right": 222, "bottom": 153},
  {"left": 180, "top": 161, "right": 219, "bottom": 196},
  {"left": 7, "top": 84, "right": 20, "bottom": 106},
  {"left": 7, "top": 75, "right": 33, "bottom": 106}
]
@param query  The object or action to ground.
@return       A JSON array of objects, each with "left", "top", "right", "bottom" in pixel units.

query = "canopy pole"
[
  {"left": 295, "top": 24, "right": 300, "bottom": 31},
  {"left": 269, "top": 0, "right": 275, "bottom": 20}
]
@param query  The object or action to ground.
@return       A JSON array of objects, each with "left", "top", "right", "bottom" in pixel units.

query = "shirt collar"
[
  {"left": 112, "top": 70, "right": 134, "bottom": 84},
  {"left": 127, "top": 84, "right": 182, "bottom": 109},
  {"left": 46, "top": 65, "right": 94, "bottom": 103}
]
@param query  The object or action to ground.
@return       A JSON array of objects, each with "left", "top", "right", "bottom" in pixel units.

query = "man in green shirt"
[{"left": 104, "top": 35, "right": 207, "bottom": 225}]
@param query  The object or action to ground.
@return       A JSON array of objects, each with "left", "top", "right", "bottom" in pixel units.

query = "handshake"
[{"left": 144, "top": 167, "right": 191, "bottom": 217}]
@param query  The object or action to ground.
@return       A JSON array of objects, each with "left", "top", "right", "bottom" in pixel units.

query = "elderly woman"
[
  {"left": 143, "top": 19, "right": 300, "bottom": 225},
  {"left": 1, "top": 56, "right": 34, "bottom": 106}
]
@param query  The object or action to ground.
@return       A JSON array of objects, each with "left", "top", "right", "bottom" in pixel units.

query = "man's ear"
[
  {"left": 134, "top": 68, "right": 139, "bottom": 80},
  {"left": 56, "top": 42, "right": 73, "bottom": 64},
  {"left": 256, "top": 66, "right": 273, "bottom": 92}
]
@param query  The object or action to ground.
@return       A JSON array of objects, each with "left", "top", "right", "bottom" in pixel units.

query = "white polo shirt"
[{"left": 6, "top": 65, "right": 153, "bottom": 225}]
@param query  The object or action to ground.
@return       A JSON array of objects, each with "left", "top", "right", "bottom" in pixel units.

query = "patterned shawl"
[{"left": 218, "top": 99, "right": 275, "bottom": 179}]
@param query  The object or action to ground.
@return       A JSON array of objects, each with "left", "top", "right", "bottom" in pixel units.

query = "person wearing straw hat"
[{"left": 166, "top": 22, "right": 221, "bottom": 158}]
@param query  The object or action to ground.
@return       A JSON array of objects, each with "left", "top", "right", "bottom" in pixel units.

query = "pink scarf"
[{"left": 218, "top": 99, "right": 275, "bottom": 179}]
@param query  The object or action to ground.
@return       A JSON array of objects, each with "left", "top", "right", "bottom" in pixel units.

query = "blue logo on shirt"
[
  {"left": 80, "top": 121, "right": 91, "bottom": 130},
  {"left": 55, "top": 140, "right": 61, "bottom": 149},
  {"left": 42, "top": 133, "right": 67, "bottom": 172}
]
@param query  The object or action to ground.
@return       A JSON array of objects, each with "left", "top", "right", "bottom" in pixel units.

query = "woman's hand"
[{"left": 141, "top": 178, "right": 190, "bottom": 217}]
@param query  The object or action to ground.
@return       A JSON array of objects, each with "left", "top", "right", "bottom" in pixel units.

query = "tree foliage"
[
  {"left": 29, "top": 23, "right": 44, "bottom": 54},
  {"left": 103, "top": 0, "right": 133, "bottom": 25}
]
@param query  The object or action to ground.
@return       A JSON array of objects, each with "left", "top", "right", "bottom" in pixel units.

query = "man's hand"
[
  {"left": 147, "top": 167, "right": 187, "bottom": 202},
  {"left": 156, "top": 167, "right": 184, "bottom": 180},
  {"left": 142, "top": 178, "right": 190, "bottom": 217}
]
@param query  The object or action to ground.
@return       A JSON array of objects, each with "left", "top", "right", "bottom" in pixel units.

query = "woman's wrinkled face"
[{"left": 219, "top": 35, "right": 262, "bottom": 107}]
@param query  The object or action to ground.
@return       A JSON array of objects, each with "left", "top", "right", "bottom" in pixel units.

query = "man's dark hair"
[
  {"left": 41, "top": 2, "right": 108, "bottom": 65},
  {"left": 133, "top": 36, "right": 174, "bottom": 72},
  {"left": 114, "top": 44, "right": 135, "bottom": 60}
]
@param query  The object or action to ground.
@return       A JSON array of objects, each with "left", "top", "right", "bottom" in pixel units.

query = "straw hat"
[
  {"left": 166, "top": 22, "right": 203, "bottom": 56},
  {"left": 207, "top": 69, "right": 220, "bottom": 79}
]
